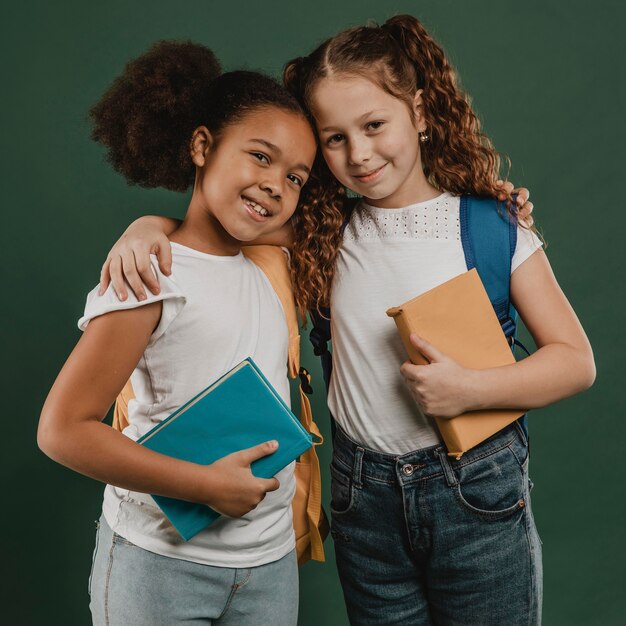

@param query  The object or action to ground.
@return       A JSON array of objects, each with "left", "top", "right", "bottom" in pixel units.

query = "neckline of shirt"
[
  {"left": 170, "top": 241, "right": 245, "bottom": 262},
  {"left": 359, "top": 191, "right": 452, "bottom": 214}
]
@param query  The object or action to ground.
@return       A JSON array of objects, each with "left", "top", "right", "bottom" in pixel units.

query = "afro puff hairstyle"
[{"left": 90, "top": 40, "right": 307, "bottom": 192}]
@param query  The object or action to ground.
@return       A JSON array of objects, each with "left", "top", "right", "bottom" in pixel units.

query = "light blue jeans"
[{"left": 88, "top": 515, "right": 298, "bottom": 625}]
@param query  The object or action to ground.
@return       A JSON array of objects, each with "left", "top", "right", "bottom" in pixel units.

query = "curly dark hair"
[
  {"left": 284, "top": 15, "right": 517, "bottom": 317},
  {"left": 90, "top": 40, "right": 308, "bottom": 192}
]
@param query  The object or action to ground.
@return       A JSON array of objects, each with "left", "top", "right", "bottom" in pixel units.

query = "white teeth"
[{"left": 244, "top": 198, "right": 269, "bottom": 217}]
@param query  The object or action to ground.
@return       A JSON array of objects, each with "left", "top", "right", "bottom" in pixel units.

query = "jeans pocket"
[
  {"left": 330, "top": 461, "right": 357, "bottom": 516},
  {"left": 452, "top": 444, "right": 528, "bottom": 520},
  {"left": 88, "top": 518, "right": 101, "bottom": 597}
]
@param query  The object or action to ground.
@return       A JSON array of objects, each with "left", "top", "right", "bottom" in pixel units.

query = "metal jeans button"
[{"left": 401, "top": 464, "right": 414, "bottom": 476}]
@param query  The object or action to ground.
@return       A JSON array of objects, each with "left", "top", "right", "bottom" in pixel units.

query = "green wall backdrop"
[{"left": 3, "top": 1, "right": 624, "bottom": 623}]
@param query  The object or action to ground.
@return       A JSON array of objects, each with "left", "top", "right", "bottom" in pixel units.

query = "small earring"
[{"left": 419, "top": 130, "right": 429, "bottom": 144}]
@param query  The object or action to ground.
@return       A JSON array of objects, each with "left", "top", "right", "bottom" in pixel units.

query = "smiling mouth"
[
  {"left": 353, "top": 164, "right": 387, "bottom": 183},
  {"left": 242, "top": 196, "right": 272, "bottom": 218}
]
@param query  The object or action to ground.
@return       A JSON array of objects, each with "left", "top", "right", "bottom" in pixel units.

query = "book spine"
[
  {"left": 435, "top": 416, "right": 464, "bottom": 457},
  {"left": 390, "top": 310, "right": 429, "bottom": 366}
]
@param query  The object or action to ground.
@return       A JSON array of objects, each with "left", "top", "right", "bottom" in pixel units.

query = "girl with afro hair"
[{"left": 38, "top": 40, "right": 318, "bottom": 625}]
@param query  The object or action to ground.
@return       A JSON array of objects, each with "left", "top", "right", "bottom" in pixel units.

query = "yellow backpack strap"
[
  {"left": 113, "top": 379, "right": 134, "bottom": 432},
  {"left": 295, "top": 369, "right": 328, "bottom": 564},
  {"left": 242, "top": 245, "right": 328, "bottom": 564},
  {"left": 241, "top": 246, "right": 300, "bottom": 377}
]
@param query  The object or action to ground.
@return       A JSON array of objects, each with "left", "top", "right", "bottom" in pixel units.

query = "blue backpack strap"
[
  {"left": 460, "top": 195, "right": 529, "bottom": 433},
  {"left": 460, "top": 195, "right": 518, "bottom": 344}
]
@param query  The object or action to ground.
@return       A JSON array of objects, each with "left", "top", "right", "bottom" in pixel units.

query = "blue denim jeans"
[
  {"left": 88, "top": 515, "right": 298, "bottom": 625},
  {"left": 330, "top": 422, "right": 542, "bottom": 625}
]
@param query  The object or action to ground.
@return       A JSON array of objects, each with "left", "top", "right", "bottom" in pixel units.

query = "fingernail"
[
  {"left": 154, "top": 287, "right": 160, "bottom": 294},
  {"left": 139, "top": 293, "right": 146, "bottom": 301},
  {"left": 269, "top": 440, "right": 278, "bottom": 449}
]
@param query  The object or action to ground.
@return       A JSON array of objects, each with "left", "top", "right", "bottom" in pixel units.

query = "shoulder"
[{"left": 78, "top": 256, "right": 186, "bottom": 338}]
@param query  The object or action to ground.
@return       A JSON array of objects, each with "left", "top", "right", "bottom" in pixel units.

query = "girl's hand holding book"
[
  {"left": 400, "top": 333, "right": 475, "bottom": 419},
  {"left": 203, "top": 440, "right": 281, "bottom": 518}
]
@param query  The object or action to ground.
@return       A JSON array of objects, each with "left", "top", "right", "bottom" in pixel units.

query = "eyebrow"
[
  {"left": 249, "top": 138, "right": 311, "bottom": 175},
  {"left": 320, "top": 109, "right": 388, "bottom": 133}
]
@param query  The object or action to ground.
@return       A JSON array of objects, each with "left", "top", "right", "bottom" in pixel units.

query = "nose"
[
  {"left": 348, "top": 137, "right": 371, "bottom": 166},
  {"left": 260, "top": 172, "right": 283, "bottom": 199}
]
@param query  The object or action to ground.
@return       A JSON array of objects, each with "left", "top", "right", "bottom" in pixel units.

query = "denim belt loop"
[
  {"left": 513, "top": 419, "right": 529, "bottom": 447},
  {"left": 436, "top": 448, "right": 458, "bottom": 488},
  {"left": 352, "top": 447, "right": 365, "bottom": 488}
]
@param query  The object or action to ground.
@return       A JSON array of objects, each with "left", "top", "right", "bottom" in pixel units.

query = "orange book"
[{"left": 386, "top": 269, "right": 525, "bottom": 458}]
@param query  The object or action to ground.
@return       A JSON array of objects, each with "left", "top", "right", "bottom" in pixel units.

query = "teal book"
[{"left": 137, "top": 358, "right": 312, "bottom": 541}]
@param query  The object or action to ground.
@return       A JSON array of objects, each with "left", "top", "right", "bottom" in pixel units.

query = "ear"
[
  {"left": 190, "top": 126, "right": 213, "bottom": 167},
  {"left": 412, "top": 89, "right": 427, "bottom": 132}
]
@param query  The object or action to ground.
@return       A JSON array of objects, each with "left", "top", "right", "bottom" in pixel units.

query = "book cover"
[
  {"left": 137, "top": 358, "right": 312, "bottom": 540},
  {"left": 386, "top": 269, "right": 525, "bottom": 457}
]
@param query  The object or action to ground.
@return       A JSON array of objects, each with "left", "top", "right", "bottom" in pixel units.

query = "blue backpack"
[{"left": 307, "top": 195, "right": 529, "bottom": 432}]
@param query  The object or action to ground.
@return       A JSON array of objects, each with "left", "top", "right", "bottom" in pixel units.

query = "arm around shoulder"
[{"left": 100, "top": 214, "right": 182, "bottom": 300}]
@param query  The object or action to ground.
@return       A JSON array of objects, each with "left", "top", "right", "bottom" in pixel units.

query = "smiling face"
[
  {"left": 311, "top": 74, "right": 433, "bottom": 208},
  {"left": 187, "top": 106, "right": 317, "bottom": 252}
]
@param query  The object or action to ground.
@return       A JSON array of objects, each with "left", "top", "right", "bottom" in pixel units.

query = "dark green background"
[{"left": 3, "top": 1, "right": 624, "bottom": 623}]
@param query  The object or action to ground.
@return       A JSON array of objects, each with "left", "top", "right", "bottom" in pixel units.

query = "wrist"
[
  {"left": 462, "top": 368, "right": 488, "bottom": 412},
  {"left": 185, "top": 462, "right": 219, "bottom": 506},
  {"left": 127, "top": 215, "right": 180, "bottom": 237}
]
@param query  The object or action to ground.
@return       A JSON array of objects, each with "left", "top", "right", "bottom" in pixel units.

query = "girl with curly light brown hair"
[{"left": 101, "top": 16, "right": 594, "bottom": 625}]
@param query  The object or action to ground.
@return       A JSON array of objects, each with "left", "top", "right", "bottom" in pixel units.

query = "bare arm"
[
  {"left": 401, "top": 250, "right": 595, "bottom": 417},
  {"left": 246, "top": 221, "right": 294, "bottom": 247},
  {"left": 38, "top": 304, "right": 279, "bottom": 517},
  {"left": 100, "top": 217, "right": 294, "bottom": 303},
  {"left": 102, "top": 182, "right": 532, "bottom": 304},
  {"left": 465, "top": 250, "right": 595, "bottom": 409}
]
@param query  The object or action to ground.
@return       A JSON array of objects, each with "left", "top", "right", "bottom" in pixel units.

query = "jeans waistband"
[{"left": 332, "top": 421, "right": 528, "bottom": 485}]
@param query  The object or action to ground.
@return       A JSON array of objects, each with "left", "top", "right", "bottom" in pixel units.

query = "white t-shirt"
[
  {"left": 327, "top": 192, "right": 543, "bottom": 454},
  {"left": 78, "top": 242, "right": 295, "bottom": 568}
]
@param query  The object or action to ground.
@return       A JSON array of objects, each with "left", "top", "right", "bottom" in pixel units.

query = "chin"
[
  {"left": 235, "top": 226, "right": 267, "bottom": 243},
  {"left": 356, "top": 185, "right": 392, "bottom": 202}
]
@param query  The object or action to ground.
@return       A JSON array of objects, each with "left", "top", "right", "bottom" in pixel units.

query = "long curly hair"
[{"left": 285, "top": 15, "right": 513, "bottom": 318}]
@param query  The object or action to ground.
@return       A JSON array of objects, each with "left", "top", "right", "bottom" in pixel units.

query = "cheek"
[
  {"left": 378, "top": 131, "right": 416, "bottom": 162},
  {"left": 322, "top": 148, "right": 348, "bottom": 178},
  {"left": 282, "top": 196, "right": 301, "bottom": 221}
]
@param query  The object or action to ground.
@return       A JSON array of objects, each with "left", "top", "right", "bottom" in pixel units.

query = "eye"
[
  {"left": 252, "top": 152, "right": 269, "bottom": 164},
  {"left": 366, "top": 121, "right": 384, "bottom": 131},
  {"left": 327, "top": 133, "right": 344, "bottom": 146},
  {"left": 287, "top": 174, "right": 304, "bottom": 187}
]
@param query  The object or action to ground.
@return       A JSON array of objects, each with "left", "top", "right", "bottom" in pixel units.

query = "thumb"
[
  {"left": 154, "top": 238, "right": 173, "bottom": 276},
  {"left": 259, "top": 477, "right": 280, "bottom": 493},
  {"left": 409, "top": 333, "right": 445, "bottom": 364},
  {"left": 236, "top": 440, "right": 279, "bottom": 466}
]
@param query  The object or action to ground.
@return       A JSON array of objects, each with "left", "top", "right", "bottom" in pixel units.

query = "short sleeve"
[
  {"left": 77, "top": 256, "right": 186, "bottom": 343},
  {"left": 511, "top": 225, "right": 543, "bottom": 273}
]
